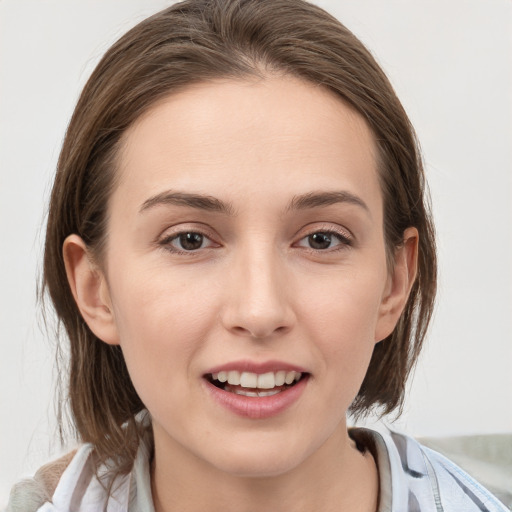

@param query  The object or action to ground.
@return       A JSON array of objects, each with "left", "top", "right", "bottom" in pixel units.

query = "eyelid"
[
  {"left": 156, "top": 223, "right": 221, "bottom": 252},
  {"left": 294, "top": 222, "right": 353, "bottom": 242},
  {"left": 292, "top": 222, "right": 354, "bottom": 252},
  {"left": 157, "top": 222, "right": 217, "bottom": 239}
]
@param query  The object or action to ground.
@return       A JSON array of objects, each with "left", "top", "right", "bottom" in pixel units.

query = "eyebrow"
[
  {"left": 139, "top": 189, "right": 369, "bottom": 216},
  {"left": 140, "top": 191, "right": 235, "bottom": 215},
  {"left": 287, "top": 191, "right": 370, "bottom": 214}
]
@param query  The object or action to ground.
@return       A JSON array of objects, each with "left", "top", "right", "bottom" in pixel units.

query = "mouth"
[{"left": 205, "top": 370, "right": 307, "bottom": 397}]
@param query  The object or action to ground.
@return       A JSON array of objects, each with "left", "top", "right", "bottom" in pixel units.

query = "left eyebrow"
[
  {"left": 287, "top": 191, "right": 370, "bottom": 215},
  {"left": 139, "top": 190, "right": 235, "bottom": 215}
]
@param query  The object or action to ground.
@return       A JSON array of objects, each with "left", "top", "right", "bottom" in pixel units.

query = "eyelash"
[
  {"left": 294, "top": 228, "right": 353, "bottom": 252},
  {"left": 158, "top": 226, "right": 353, "bottom": 254},
  {"left": 158, "top": 230, "right": 219, "bottom": 254}
]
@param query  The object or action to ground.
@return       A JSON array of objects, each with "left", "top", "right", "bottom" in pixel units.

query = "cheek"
[
  {"left": 296, "top": 267, "right": 386, "bottom": 390},
  {"left": 109, "top": 257, "right": 219, "bottom": 338},
  {"left": 106, "top": 262, "right": 220, "bottom": 396},
  {"left": 298, "top": 266, "right": 386, "bottom": 340}
]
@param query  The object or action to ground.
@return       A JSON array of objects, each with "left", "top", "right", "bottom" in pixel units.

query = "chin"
[
  {"left": 213, "top": 453, "right": 302, "bottom": 479},
  {"left": 202, "top": 434, "right": 316, "bottom": 479}
]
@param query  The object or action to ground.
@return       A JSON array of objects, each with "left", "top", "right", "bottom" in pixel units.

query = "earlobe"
[
  {"left": 63, "top": 234, "right": 120, "bottom": 345},
  {"left": 375, "top": 227, "right": 419, "bottom": 343}
]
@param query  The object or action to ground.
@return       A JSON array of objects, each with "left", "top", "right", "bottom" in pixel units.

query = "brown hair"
[{"left": 43, "top": 0, "right": 436, "bottom": 474}]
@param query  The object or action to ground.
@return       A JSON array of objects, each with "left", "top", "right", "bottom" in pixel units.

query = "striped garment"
[
  {"left": 350, "top": 428, "right": 509, "bottom": 511},
  {"left": 7, "top": 425, "right": 509, "bottom": 512}
]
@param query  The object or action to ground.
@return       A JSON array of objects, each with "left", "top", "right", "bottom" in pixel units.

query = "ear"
[
  {"left": 374, "top": 227, "right": 419, "bottom": 343},
  {"left": 63, "top": 234, "right": 120, "bottom": 345}
]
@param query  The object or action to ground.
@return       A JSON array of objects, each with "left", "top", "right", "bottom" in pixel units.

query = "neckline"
[{"left": 349, "top": 427, "right": 393, "bottom": 512}]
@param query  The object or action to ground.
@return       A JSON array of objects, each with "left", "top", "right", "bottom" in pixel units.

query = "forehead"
[{"left": 113, "top": 75, "right": 381, "bottom": 215}]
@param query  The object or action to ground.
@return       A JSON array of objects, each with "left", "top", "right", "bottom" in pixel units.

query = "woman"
[{"left": 7, "top": 0, "right": 508, "bottom": 510}]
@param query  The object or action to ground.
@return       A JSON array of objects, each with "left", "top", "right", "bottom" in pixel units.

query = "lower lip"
[{"left": 204, "top": 376, "right": 309, "bottom": 419}]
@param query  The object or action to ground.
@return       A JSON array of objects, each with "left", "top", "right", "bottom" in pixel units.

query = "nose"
[{"left": 220, "top": 245, "right": 295, "bottom": 339}]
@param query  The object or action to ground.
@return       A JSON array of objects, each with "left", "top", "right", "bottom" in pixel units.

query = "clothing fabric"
[
  {"left": 7, "top": 423, "right": 508, "bottom": 512},
  {"left": 349, "top": 428, "right": 509, "bottom": 512}
]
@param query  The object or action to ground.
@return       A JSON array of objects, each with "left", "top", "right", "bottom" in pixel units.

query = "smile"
[
  {"left": 204, "top": 367, "right": 309, "bottom": 419},
  {"left": 209, "top": 370, "right": 303, "bottom": 397}
]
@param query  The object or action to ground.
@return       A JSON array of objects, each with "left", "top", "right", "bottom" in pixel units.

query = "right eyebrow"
[
  {"left": 287, "top": 190, "right": 370, "bottom": 215},
  {"left": 139, "top": 190, "right": 235, "bottom": 215}
]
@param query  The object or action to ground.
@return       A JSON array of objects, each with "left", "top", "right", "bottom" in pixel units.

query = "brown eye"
[
  {"left": 295, "top": 229, "right": 352, "bottom": 251},
  {"left": 159, "top": 227, "right": 221, "bottom": 255},
  {"left": 160, "top": 231, "right": 213, "bottom": 252},
  {"left": 176, "top": 232, "right": 205, "bottom": 251},
  {"left": 308, "top": 232, "right": 333, "bottom": 250}
]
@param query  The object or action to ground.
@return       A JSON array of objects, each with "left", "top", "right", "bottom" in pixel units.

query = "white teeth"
[
  {"left": 285, "top": 371, "right": 296, "bottom": 385},
  {"left": 257, "top": 372, "right": 275, "bottom": 389},
  {"left": 211, "top": 370, "right": 303, "bottom": 389},
  {"left": 240, "top": 372, "right": 258, "bottom": 388},
  {"left": 233, "top": 388, "right": 282, "bottom": 397},
  {"left": 233, "top": 389, "right": 259, "bottom": 397},
  {"left": 227, "top": 370, "right": 240, "bottom": 385},
  {"left": 275, "top": 370, "right": 286, "bottom": 386},
  {"left": 257, "top": 389, "right": 281, "bottom": 397}
]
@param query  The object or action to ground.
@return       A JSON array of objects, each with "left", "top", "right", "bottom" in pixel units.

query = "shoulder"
[
  {"left": 6, "top": 413, "right": 154, "bottom": 512},
  {"left": 7, "top": 442, "right": 144, "bottom": 512},
  {"left": 378, "top": 429, "right": 509, "bottom": 512},
  {"left": 6, "top": 450, "right": 77, "bottom": 512}
]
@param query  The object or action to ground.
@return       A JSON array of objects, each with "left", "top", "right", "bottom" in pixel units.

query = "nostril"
[{"left": 230, "top": 323, "right": 291, "bottom": 339}]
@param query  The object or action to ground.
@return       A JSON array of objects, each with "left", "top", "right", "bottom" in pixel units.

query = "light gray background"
[{"left": 1, "top": 0, "right": 511, "bottom": 506}]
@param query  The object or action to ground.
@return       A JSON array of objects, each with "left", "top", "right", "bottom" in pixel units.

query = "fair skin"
[{"left": 64, "top": 75, "right": 418, "bottom": 512}]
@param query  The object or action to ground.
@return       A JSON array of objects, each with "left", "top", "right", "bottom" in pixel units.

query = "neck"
[{"left": 150, "top": 423, "right": 379, "bottom": 512}]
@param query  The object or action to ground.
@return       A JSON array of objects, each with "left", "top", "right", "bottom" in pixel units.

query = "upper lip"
[{"left": 204, "top": 360, "right": 308, "bottom": 376}]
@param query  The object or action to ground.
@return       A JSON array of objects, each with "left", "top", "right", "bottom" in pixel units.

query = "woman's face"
[{"left": 79, "top": 75, "right": 411, "bottom": 477}]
